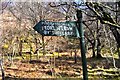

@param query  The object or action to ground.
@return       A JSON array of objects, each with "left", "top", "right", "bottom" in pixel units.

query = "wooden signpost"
[{"left": 33, "top": 10, "right": 88, "bottom": 80}]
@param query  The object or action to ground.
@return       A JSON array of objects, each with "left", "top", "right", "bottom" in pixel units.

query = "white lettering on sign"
[
  {"left": 43, "top": 26, "right": 55, "bottom": 30},
  {"left": 43, "top": 30, "right": 74, "bottom": 36},
  {"left": 39, "top": 21, "right": 76, "bottom": 36},
  {"left": 44, "top": 30, "right": 50, "bottom": 35},
  {"left": 43, "top": 25, "right": 73, "bottom": 31}
]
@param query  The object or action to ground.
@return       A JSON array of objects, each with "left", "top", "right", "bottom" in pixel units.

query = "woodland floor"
[{"left": 1, "top": 53, "right": 120, "bottom": 80}]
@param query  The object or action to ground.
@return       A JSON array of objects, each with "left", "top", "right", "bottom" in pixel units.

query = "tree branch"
[{"left": 86, "top": 2, "right": 120, "bottom": 30}]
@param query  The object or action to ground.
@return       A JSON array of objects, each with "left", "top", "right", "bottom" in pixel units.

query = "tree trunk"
[
  {"left": 29, "top": 43, "right": 32, "bottom": 62},
  {"left": 91, "top": 42, "right": 96, "bottom": 58},
  {"left": 115, "top": 3, "right": 120, "bottom": 59},
  {"left": 92, "top": 46, "right": 96, "bottom": 58},
  {"left": 35, "top": 38, "right": 39, "bottom": 59},
  {"left": 117, "top": 46, "right": 120, "bottom": 60},
  {"left": 42, "top": 36, "right": 45, "bottom": 55},
  {"left": 96, "top": 38, "right": 102, "bottom": 58},
  {"left": 0, "top": 60, "right": 5, "bottom": 80},
  {"left": 74, "top": 49, "right": 77, "bottom": 64},
  {"left": 19, "top": 40, "right": 24, "bottom": 59},
  {"left": 110, "top": 27, "right": 120, "bottom": 59}
]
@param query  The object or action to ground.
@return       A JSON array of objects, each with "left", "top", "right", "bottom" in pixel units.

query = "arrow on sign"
[{"left": 33, "top": 20, "right": 79, "bottom": 37}]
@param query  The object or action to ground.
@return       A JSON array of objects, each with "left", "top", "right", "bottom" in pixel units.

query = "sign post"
[
  {"left": 33, "top": 21, "right": 79, "bottom": 37},
  {"left": 77, "top": 10, "right": 88, "bottom": 80}
]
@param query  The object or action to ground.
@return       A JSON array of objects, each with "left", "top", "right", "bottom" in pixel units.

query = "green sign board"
[{"left": 33, "top": 20, "right": 79, "bottom": 37}]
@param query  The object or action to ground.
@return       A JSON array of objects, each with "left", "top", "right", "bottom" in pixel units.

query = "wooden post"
[{"left": 77, "top": 10, "right": 88, "bottom": 80}]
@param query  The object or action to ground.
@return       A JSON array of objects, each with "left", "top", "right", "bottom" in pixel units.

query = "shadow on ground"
[{"left": 5, "top": 77, "right": 82, "bottom": 80}]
